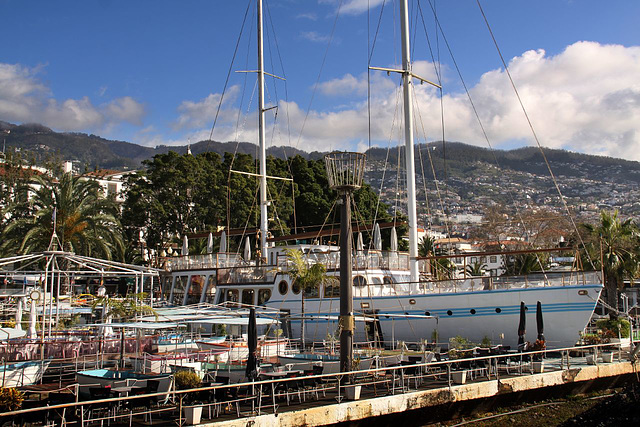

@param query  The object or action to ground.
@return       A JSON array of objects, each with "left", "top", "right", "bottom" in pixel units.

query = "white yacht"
[{"left": 158, "top": 0, "right": 603, "bottom": 349}]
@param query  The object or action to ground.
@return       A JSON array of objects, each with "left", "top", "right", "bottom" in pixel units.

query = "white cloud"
[
  {"left": 300, "top": 31, "right": 333, "bottom": 43},
  {"left": 320, "top": 0, "right": 385, "bottom": 16},
  {"left": 0, "top": 62, "right": 146, "bottom": 132},
  {"left": 296, "top": 12, "right": 317, "bottom": 21},
  {"left": 173, "top": 86, "right": 241, "bottom": 130},
  {"left": 170, "top": 41, "right": 640, "bottom": 161}
]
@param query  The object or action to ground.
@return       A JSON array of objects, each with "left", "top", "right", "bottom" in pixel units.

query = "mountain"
[
  {"left": 2, "top": 121, "right": 640, "bottom": 216},
  {"left": 0, "top": 121, "right": 311, "bottom": 170}
]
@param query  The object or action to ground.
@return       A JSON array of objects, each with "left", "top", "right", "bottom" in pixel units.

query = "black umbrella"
[
  {"left": 517, "top": 301, "right": 526, "bottom": 350},
  {"left": 536, "top": 301, "right": 545, "bottom": 342},
  {"left": 245, "top": 308, "right": 258, "bottom": 381}
]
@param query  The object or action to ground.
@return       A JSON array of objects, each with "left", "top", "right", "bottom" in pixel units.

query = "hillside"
[{"left": 2, "top": 120, "right": 639, "bottom": 217}]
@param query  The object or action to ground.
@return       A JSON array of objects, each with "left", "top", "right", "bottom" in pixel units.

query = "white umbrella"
[
  {"left": 219, "top": 231, "right": 227, "bottom": 253},
  {"left": 391, "top": 227, "right": 398, "bottom": 252},
  {"left": 207, "top": 232, "right": 214, "bottom": 254},
  {"left": 373, "top": 223, "right": 382, "bottom": 251},
  {"left": 182, "top": 235, "right": 189, "bottom": 256},
  {"left": 14, "top": 297, "right": 23, "bottom": 331},
  {"left": 102, "top": 299, "right": 114, "bottom": 336},
  {"left": 27, "top": 299, "right": 37, "bottom": 338},
  {"left": 356, "top": 232, "right": 364, "bottom": 252},
  {"left": 244, "top": 236, "right": 251, "bottom": 260}
]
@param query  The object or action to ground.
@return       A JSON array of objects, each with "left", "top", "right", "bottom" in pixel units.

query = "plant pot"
[
  {"left": 451, "top": 370, "right": 467, "bottom": 384},
  {"left": 344, "top": 384, "right": 362, "bottom": 400},
  {"left": 184, "top": 405, "right": 203, "bottom": 425},
  {"left": 602, "top": 352, "right": 614, "bottom": 363},
  {"left": 586, "top": 354, "right": 596, "bottom": 365},
  {"left": 532, "top": 361, "right": 544, "bottom": 373}
]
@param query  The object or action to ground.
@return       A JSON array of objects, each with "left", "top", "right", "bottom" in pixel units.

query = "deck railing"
[{"left": 1, "top": 342, "right": 630, "bottom": 426}]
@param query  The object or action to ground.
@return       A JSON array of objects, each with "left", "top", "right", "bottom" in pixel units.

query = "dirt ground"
[{"left": 432, "top": 383, "right": 640, "bottom": 427}]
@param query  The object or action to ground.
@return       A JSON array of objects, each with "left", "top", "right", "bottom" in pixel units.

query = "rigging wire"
[
  {"left": 474, "top": 0, "right": 596, "bottom": 269},
  {"left": 206, "top": 0, "right": 252, "bottom": 145},
  {"left": 294, "top": 0, "right": 344, "bottom": 151}
]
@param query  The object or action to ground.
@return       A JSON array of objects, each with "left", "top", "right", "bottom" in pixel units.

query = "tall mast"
[
  {"left": 400, "top": 0, "right": 419, "bottom": 282},
  {"left": 257, "top": 0, "right": 268, "bottom": 260}
]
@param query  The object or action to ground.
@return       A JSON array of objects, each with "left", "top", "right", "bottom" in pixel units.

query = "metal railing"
[{"left": 0, "top": 342, "right": 630, "bottom": 426}]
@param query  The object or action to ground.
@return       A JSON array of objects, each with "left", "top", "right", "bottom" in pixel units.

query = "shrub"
[
  {"left": 596, "top": 318, "right": 630, "bottom": 339},
  {"left": 0, "top": 387, "right": 24, "bottom": 411},
  {"left": 174, "top": 370, "right": 201, "bottom": 390}
]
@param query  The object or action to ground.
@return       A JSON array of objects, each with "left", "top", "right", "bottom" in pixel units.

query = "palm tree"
[
  {"left": 1, "top": 173, "right": 124, "bottom": 259},
  {"left": 581, "top": 210, "right": 639, "bottom": 320},
  {"left": 418, "top": 235, "right": 436, "bottom": 257},
  {"left": 285, "top": 248, "right": 335, "bottom": 348},
  {"left": 465, "top": 260, "right": 487, "bottom": 277},
  {"left": 92, "top": 292, "right": 156, "bottom": 321}
]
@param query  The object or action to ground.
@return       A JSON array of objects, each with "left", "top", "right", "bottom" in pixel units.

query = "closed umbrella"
[
  {"left": 182, "top": 235, "right": 189, "bottom": 256},
  {"left": 517, "top": 301, "right": 526, "bottom": 350},
  {"left": 14, "top": 297, "right": 23, "bottom": 331},
  {"left": 245, "top": 308, "right": 258, "bottom": 381},
  {"left": 356, "top": 232, "right": 364, "bottom": 252},
  {"left": 27, "top": 299, "right": 37, "bottom": 338},
  {"left": 373, "top": 223, "right": 382, "bottom": 251},
  {"left": 219, "top": 231, "right": 227, "bottom": 254},
  {"left": 536, "top": 301, "right": 545, "bottom": 342},
  {"left": 207, "top": 232, "right": 214, "bottom": 254},
  {"left": 244, "top": 236, "right": 251, "bottom": 260},
  {"left": 390, "top": 227, "right": 398, "bottom": 252}
]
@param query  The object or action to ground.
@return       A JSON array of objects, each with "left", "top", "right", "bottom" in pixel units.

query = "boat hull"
[
  {"left": 271, "top": 284, "right": 603, "bottom": 348},
  {"left": 0, "top": 361, "right": 50, "bottom": 388}
]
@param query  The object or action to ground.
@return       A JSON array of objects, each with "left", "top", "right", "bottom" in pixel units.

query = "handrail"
[{"left": 0, "top": 341, "right": 627, "bottom": 421}]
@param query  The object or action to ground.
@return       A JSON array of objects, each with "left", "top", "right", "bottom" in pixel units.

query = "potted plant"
[
  {"left": 0, "top": 387, "right": 24, "bottom": 412},
  {"left": 451, "top": 370, "right": 467, "bottom": 384},
  {"left": 597, "top": 319, "right": 631, "bottom": 350},
  {"left": 175, "top": 371, "right": 203, "bottom": 425},
  {"left": 344, "top": 383, "right": 362, "bottom": 400}
]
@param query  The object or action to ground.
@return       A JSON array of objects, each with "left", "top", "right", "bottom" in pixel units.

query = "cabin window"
[
  {"left": 324, "top": 281, "right": 340, "bottom": 298},
  {"left": 490, "top": 256, "right": 497, "bottom": 263},
  {"left": 371, "top": 277, "right": 382, "bottom": 285},
  {"left": 353, "top": 276, "right": 367, "bottom": 287},
  {"left": 171, "top": 276, "right": 188, "bottom": 304},
  {"left": 383, "top": 276, "right": 395, "bottom": 285},
  {"left": 258, "top": 289, "right": 271, "bottom": 305},
  {"left": 481, "top": 256, "right": 487, "bottom": 263},
  {"left": 278, "top": 280, "right": 288, "bottom": 295},
  {"left": 223, "top": 289, "right": 239, "bottom": 303},
  {"left": 202, "top": 275, "right": 214, "bottom": 303},
  {"left": 185, "top": 275, "right": 204, "bottom": 305},
  {"left": 303, "top": 285, "right": 319, "bottom": 299},
  {"left": 292, "top": 282, "right": 301, "bottom": 294},
  {"left": 242, "top": 289, "right": 255, "bottom": 305}
]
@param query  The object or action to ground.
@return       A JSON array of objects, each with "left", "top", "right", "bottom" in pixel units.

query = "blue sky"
[{"left": 2, "top": 0, "right": 640, "bottom": 159}]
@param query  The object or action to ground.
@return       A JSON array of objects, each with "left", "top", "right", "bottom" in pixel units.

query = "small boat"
[
  {"left": 0, "top": 360, "right": 50, "bottom": 388},
  {"left": 196, "top": 339, "right": 248, "bottom": 362},
  {"left": 156, "top": 333, "right": 200, "bottom": 353},
  {"left": 76, "top": 369, "right": 173, "bottom": 397}
]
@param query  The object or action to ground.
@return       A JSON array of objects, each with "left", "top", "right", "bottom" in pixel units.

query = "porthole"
[
  {"left": 447, "top": 310, "right": 453, "bottom": 316},
  {"left": 424, "top": 311, "right": 430, "bottom": 316},
  {"left": 409, "top": 299, "right": 416, "bottom": 305},
  {"left": 292, "top": 282, "right": 301, "bottom": 294},
  {"left": 470, "top": 309, "right": 476, "bottom": 315},
  {"left": 278, "top": 280, "right": 288, "bottom": 295},
  {"left": 578, "top": 290, "right": 588, "bottom": 296},
  {"left": 495, "top": 308, "right": 501, "bottom": 313},
  {"left": 353, "top": 276, "right": 367, "bottom": 287},
  {"left": 361, "top": 302, "right": 370, "bottom": 309}
]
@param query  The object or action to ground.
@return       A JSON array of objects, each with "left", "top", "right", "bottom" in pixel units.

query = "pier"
[{"left": 2, "top": 343, "right": 637, "bottom": 426}]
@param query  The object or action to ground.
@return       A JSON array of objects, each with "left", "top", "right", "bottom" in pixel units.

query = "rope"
[{"left": 475, "top": 0, "right": 595, "bottom": 270}]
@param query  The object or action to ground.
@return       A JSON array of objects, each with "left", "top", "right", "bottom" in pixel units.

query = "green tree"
[
  {"left": 580, "top": 210, "right": 639, "bottom": 320},
  {"left": 465, "top": 260, "right": 487, "bottom": 277},
  {"left": 285, "top": 248, "right": 335, "bottom": 347},
  {"left": 1, "top": 173, "right": 124, "bottom": 259}
]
